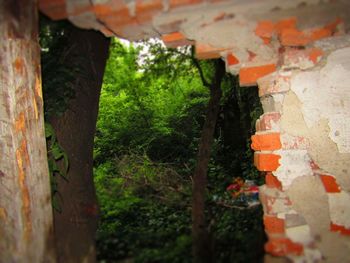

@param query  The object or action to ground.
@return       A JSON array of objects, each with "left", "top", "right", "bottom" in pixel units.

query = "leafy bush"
[
  {"left": 94, "top": 39, "right": 265, "bottom": 262},
  {"left": 95, "top": 153, "right": 192, "bottom": 262}
]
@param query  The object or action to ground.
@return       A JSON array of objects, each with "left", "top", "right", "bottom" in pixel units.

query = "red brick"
[
  {"left": 251, "top": 133, "right": 281, "bottom": 151},
  {"left": 265, "top": 172, "right": 282, "bottom": 190},
  {"left": 330, "top": 222, "right": 350, "bottom": 236},
  {"left": 319, "top": 175, "right": 341, "bottom": 193},
  {"left": 101, "top": 7, "right": 135, "bottom": 27},
  {"left": 308, "top": 48, "right": 324, "bottom": 64},
  {"left": 239, "top": 64, "right": 276, "bottom": 87},
  {"left": 227, "top": 53, "right": 239, "bottom": 66},
  {"left": 283, "top": 48, "right": 324, "bottom": 69},
  {"left": 162, "top": 32, "right": 194, "bottom": 48},
  {"left": 135, "top": 0, "right": 163, "bottom": 22},
  {"left": 310, "top": 28, "right": 332, "bottom": 42},
  {"left": 254, "top": 153, "right": 280, "bottom": 171},
  {"left": 265, "top": 238, "right": 304, "bottom": 256},
  {"left": 255, "top": 20, "right": 274, "bottom": 44},
  {"left": 264, "top": 215, "right": 285, "bottom": 234},
  {"left": 257, "top": 113, "right": 281, "bottom": 131},
  {"left": 325, "top": 18, "right": 344, "bottom": 33},
  {"left": 66, "top": 2, "right": 93, "bottom": 17},
  {"left": 280, "top": 28, "right": 311, "bottom": 46},
  {"left": 93, "top": 4, "right": 115, "bottom": 17},
  {"left": 195, "top": 43, "right": 226, "bottom": 60},
  {"left": 275, "top": 17, "right": 297, "bottom": 34}
]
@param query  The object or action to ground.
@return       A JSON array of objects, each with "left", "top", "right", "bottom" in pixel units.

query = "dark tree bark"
[
  {"left": 49, "top": 28, "right": 110, "bottom": 263},
  {"left": 0, "top": 1, "right": 56, "bottom": 262},
  {"left": 222, "top": 80, "right": 245, "bottom": 150},
  {"left": 192, "top": 59, "right": 226, "bottom": 263}
]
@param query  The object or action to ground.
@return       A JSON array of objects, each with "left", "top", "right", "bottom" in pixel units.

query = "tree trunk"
[
  {"left": 50, "top": 28, "right": 110, "bottom": 263},
  {"left": 222, "top": 80, "right": 245, "bottom": 150},
  {"left": 192, "top": 59, "right": 226, "bottom": 263},
  {"left": 0, "top": 1, "right": 56, "bottom": 262}
]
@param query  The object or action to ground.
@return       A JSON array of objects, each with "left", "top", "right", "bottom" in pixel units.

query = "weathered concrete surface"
[
  {"left": 279, "top": 40, "right": 350, "bottom": 262},
  {"left": 288, "top": 176, "right": 350, "bottom": 263},
  {"left": 281, "top": 45, "right": 350, "bottom": 191}
]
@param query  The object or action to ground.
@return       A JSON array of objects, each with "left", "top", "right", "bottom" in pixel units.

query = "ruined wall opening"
[
  {"left": 39, "top": 0, "right": 350, "bottom": 259},
  {"left": 1, "top": 1, "right": 349, "bottom": 262}
]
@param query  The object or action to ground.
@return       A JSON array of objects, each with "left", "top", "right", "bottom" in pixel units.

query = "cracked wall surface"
[{"left": 37, "top": 0, "right": 350, "bottom": 262}]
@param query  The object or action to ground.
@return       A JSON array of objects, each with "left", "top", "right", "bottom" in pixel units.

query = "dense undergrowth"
[
  {"left": 40, "top": 16, "right": 265, "bottom": 263},
  {"left": 94, "top": 39, "right": 265, "bottom": 262}
]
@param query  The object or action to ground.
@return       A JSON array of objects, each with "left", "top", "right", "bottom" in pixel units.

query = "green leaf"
[
  {"left": 45, "top": 122, "right": 56, "bottom": 144},
  {"left": 51, "top": 143, "right": 64, "bottom": 160}
]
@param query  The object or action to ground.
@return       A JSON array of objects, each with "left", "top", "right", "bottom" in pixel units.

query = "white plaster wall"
[
  {"left": 281, "top": 41, "right": 350, "bottom": 262},
  {"left": 290, "top": 47, "right": 350, "bottom": 154},
  {"left": 281, "top": 44, "right": 350, "bottom": 191}
]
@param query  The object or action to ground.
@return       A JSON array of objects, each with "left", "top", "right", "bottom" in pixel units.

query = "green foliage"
[
  {"left": 94, "top": 38, "right": 265, "bottom": 262},
  {"left": 40, "top": 16, "right": 74, "bottom": 211},
  {"left": 95, "top": 153, "right": 192, "bottom": 262},
  {"left": 94, "top": 39, "right": 207, "bottom": 165},
  {"left": 45, "top": 123, "right": 69, "bottom": 212},
  {"left": 40, "top": 15, "right": 79, "bottom": 119},
  {"left": 210, "top": 205, "right": 265, "bottom": 262}
]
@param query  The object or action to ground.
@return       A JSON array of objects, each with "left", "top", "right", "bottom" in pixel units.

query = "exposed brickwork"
[
  {"left": 162, "top": 32, "right": 194, "bottom": 48},
  {"left": 265, "top": 173, "right": 282, "bottom": 190},
  {"left": 265, "top": 237, "right": 304, "bottom": 256},
  {"left": 195, "top": 43, "right": 226, "bottom": 59},
  {"left": 264, "top": 215, "right": 285, "bottom": 234},
  {"left": 282, "top": 48, "right": 324, "bottom": 69},
  {"left": 226, "top": 53, "right": 239, "bottom": 66},
  {"left": 36, "top": 1, "right": 350, "bottom": 262},
  {"left": 255, "top": 20, "right": 274, "bottom": 44},
  {"left": 251, "top": 132, "right": 281, "bottom": 151},
  {"left": 330, "top": 222, "right": 350, "bottom": 236},
  {"left": 279, "top": 28, "right": 311, "bottom": 46},
  {"left": 254, "top": 153, "right": 280, "bottom": 172},
  {"left": 239, "top": 64, "right": 276, "bottom": 87},
  {"left": 319, "top": 174, "right": 341, "bottom": 193}
]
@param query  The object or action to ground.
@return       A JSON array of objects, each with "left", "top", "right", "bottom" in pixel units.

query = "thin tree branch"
[{"left": 192, "top": 58, "right": 210, "bottom": 88}]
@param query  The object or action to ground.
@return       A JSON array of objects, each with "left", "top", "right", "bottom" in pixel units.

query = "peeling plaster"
[
  {"left": 328, "top": 191, "right": 350, "bottom": 228},
  {"left": 318, "top": 233, "right": 350, "bottom": 263},
  {"left": 286, "top": 225, "right": 313, "bottom": 245},
  {"left": 287, "top": 153, "right": 350, "bottom": 263},
  {"left": 290, "top": 47, "right": 350, "bottom": 154},
  {"left": 281, "top": 47, "right": 350, "bottom": 191},
  {"left": 287, "top": 248, "right": 322, "bottom": 263},
  {"left": 287, "top": 177, "right": 329, "bottom": 255},
  {"left": 273, "top": 149, "right": 313, "bottom": 190},
  {"left": 315, "top": 34, "right": 350, "bottom": 51}
]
